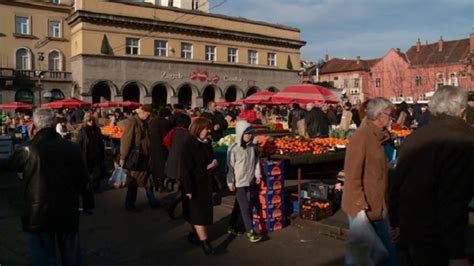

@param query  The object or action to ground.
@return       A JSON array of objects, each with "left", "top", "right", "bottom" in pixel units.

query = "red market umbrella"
[
  {"left": 215, "top": 101, "right": 232, "bottom": 107},
  {"left": 92, "top": 100, "right": 120, "bottom": 108},
  {"left": 271, "top": 84, "right": 340, "bottom": 104},
  {"left": 118, "top": 101, "right": 141, "bottom": 108},
  {"left": 0, "top": 101, "right": 35, "bottom": 110},
  {"left": 231, "top": 99, "right": 244, "bottom": 106},
  {"left": 41, "top": 99, "right": 92, "bottom": 109},
  {"left": 244, "top": 91, "right": 276, "bottom": 104}
]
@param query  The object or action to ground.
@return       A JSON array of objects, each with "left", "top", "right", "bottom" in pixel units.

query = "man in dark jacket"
[
  {"left": 69, "top": 107, "right": 85, "bottom": 125},
  {"left": 288, "top": 103, "right": 306, "bottom": 134},
  {"left": 150, "top": 107, "right": 172, "bottom": 192},
  {"left": 8, "top": 108, "right": 94, "bottom": 266},
  {"left": 201, "top": 101, "right": 228, "bottom": 141},
  {"left": 390, "top": 86, "right": 474, "bottom": 266},
  {"left": 305, "top": 103, "right": 329, "bottom": 138}
]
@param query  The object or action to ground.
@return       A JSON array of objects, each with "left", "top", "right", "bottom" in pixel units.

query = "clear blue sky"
[{"left": 212, "top": 0, "right": 474, "bottom": 61}]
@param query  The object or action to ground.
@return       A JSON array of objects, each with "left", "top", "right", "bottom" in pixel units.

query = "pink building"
[
  {"left": 318, "top": 55, "right": 380, "bottom": 104},
  {"left": 315, "top": 33, "right": 474, "bottom": 104}
]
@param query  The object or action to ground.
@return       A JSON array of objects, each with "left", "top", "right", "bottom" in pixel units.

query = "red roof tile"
[
  {"left": 406, "top": 38, "right": 470, "bottom": 66},
  {"left": 319, "top": 58, "right": 380, "bottom": 74}
]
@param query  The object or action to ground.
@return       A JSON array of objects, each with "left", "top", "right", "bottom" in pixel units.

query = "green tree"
[
  {"left": 286, "top": 55, "right": 293, "bottom": 70},
  {"left": 100, "top": 34, "right": 112, "bottom": 55}
]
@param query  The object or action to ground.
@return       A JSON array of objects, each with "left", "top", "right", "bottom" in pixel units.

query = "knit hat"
[{"left": 243, "top": 126, "right": 254, "bottom": 134}]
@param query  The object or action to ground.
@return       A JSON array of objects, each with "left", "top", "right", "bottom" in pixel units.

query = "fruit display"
[
  {"left": 100, "top": 125, "right": 124, "bottom": 139},
  {"left": 391, "top": 129, "right": 411, "bottom": 138},
  {"left": 312, "top": 137, "right": 349, "bottom": 147},
  {"left": 213, "top": 134, "right": 236, "bottom": 147}
]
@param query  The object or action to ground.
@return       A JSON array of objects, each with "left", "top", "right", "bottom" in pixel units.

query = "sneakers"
[
  {"left": 246, "top": 230, "right": 263, "bottom": 243},
  {"left": 227, "top": 227, "right": 240, "bottom": 236}
]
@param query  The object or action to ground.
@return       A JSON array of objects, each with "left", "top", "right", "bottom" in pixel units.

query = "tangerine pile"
[
  {"left": 312, "top": 137, "right": 349, "bottom": 147},
  {"left": 100, "top": 125, "right": 124, "bottom": 139},
  {"left": 391, "top": 129, "right": 412, "bottom": 137}
]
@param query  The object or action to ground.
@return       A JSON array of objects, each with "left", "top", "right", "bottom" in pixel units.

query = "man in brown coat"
[
  {"left": 342, "top": 97, "right": 396, "bottom": 265},
  {"left": 120, "top": 105, "right": 158, "bottom": 211}
]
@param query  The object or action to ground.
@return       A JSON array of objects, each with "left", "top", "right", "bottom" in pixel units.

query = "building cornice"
[
  {"left": 0, "top": 0, "right": 72, "bottom": 13},
  {"left": 70, "top": 53, "right": 300, "bottom": 74},
  {"left": 66, "top": 11, "right": 306, "bottom": 49}
]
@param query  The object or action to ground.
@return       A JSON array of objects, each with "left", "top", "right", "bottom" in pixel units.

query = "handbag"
[{"left": 123, "top": 124, "right": 146, "bottom": 171}]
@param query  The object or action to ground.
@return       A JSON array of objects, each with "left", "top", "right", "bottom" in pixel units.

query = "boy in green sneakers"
[{"left": 226, "top": 120, "right": 263, "bottom": 243}]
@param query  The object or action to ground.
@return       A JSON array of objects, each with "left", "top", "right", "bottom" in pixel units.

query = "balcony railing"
[{"left": 0, "top": 68, "right": 72, "bottom": 82}]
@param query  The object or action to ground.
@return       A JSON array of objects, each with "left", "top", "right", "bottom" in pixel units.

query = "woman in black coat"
[
  {"left": 77, "top": 113, "right": 105, "bottom": 190},
  {"left": 181, "top": 117, "right": 217, "bottom": 255}
]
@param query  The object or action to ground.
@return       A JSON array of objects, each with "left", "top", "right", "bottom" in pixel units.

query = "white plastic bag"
[
  {"left": 345, "top": 211, "right": 388, "bottom": 265},
  {"left": 108, "top": 166, "right": 127, "bottom": 188}
]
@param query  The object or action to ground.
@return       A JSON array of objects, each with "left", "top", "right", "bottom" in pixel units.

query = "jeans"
[
  {"left": 229, "top": 187, "right": 253, "bottom": 233},
  {"left": 345, "top": 214, "right": 397, "bottom": 266},
  {"left": 29, "top": 232, "right": 81, "bottom": 266},
  {"left": 125, "top": 185, "right": 159, "bottom": 209}
]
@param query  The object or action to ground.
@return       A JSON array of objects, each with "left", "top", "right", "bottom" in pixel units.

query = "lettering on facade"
[
  {"left": 161, "top": 71, "right": 183, "bottom": 80},
  {"left": 223, "top": 76, "right": 243, "bottom": 82},
  {"left": 189, "top": 70, "right": 220, "bottom": 84}
]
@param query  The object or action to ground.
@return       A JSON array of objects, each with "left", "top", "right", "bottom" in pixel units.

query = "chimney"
[
  {"left": 416, "top": 38, "right": 421, "bottom": 53},
  {"left": 470, "top": 31, "right": 474, "bottom": 53},
  {"left": 438, "top": 36, "right": 443, "bottom": 52},
  {"left": 324, "top": 51, "right": 329, "bottom": 62},
  {"left": 356, "top": 56, "right": 360, "bottom": 64},
  {"left": 395, "top": 48, "right": 401, "bottom": 53}
]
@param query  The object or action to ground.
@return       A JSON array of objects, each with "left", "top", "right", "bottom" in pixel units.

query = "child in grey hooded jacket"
[{"left": 226, "top": 120, "right": 263, "bottom": 242}]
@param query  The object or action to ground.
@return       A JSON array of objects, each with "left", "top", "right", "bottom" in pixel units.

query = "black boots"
[
  {"left": 188, "top": 232, "right": 200, "bottom": 245},
  {"left": 200, "top": 239, "right": 215, "bottom": 255}
]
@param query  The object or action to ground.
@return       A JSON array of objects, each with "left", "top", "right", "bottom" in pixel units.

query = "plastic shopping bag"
[
  {"left": 108, "top": 166, "right": 128, "bottom": 188},
  {"left": 345, "top": 211, "right": 388, "bottom": 266}
]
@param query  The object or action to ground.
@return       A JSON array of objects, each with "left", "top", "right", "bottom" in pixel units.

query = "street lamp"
[{"left": 36, "top": 52, "right": 45, "bottom": 106}]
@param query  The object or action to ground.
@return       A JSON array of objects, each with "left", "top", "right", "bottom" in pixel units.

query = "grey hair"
[
  {"left": 428, "top": 86, "right": 467, "bottom": 117},
  {"left": 366, "top": 97, "right": 394, "bottom": 120},
  {"left": 33, "top": 108, "right": 57, "bottom": 130}
]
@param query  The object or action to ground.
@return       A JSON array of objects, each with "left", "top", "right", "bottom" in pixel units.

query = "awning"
[{"left": 92, "top": 100, "right": 121, "bottom": 108}]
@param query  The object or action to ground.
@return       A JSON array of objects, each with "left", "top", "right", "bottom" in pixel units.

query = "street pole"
[{"left": 36, "top": 52, "right": 44, "bottom": 106}]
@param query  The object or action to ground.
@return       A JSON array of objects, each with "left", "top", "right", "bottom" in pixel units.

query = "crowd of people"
[{"left": 4, "top": 85, "right": 474, "bottom": 265}]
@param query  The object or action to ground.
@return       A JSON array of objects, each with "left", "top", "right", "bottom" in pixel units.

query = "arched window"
[
  {"left": 16, "top": 48, "right": 31, "bottom": 70},
  {"left": 48, "top": 50, "right": 62, "bottom": 71},
  {"left": 15, "top": 89, "right": 34, "bottom": 104},
  {"left": 50, "top": 89, "right": 65, "bottom": 100}
]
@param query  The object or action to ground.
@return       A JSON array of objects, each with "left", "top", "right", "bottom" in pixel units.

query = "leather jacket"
[{"left": 8, "top": 127, "right": 94, "bottom": 233}]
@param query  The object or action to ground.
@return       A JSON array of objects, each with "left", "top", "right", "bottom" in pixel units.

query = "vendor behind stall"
[{"left": 201, "top": 101, "right": 228, "bottom": 141}]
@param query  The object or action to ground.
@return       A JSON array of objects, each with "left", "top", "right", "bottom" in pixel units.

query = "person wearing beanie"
[{"left": 226, "top": 120, "right": 263, "bottom": 243}]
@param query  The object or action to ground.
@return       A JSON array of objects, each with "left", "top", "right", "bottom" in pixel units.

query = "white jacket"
[{"left": 226, "top": 120, "right": 262, "bottom": 188}]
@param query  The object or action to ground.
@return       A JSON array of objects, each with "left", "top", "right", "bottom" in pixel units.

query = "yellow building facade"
[
  {"left": 0, "top": 0, "right": 73, "bottom": 105},
  {"left": 69, "top": 0, "right": 305, "bottom": 107},
  {"left": 0, "top": 0, "right": 305, "bottom": 108}
]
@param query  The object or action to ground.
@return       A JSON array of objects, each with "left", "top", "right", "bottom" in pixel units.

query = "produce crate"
[
  {"left": 307, "top": 179, "right": 342, "bottom": 201},
  {"left": 300, "top": 198, "right": 334, "bottom": 221},
  {"left": 261, "top": 159, "right": 285, "bottom": 178},
  {"left": 252, "top": 216, "right": 285, "bottom": 233}
]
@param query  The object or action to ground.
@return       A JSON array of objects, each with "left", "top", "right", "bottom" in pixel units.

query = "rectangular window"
[
  {"left": 154, "top": 40, "right": 167, "bottom": 57},
  {"left": 15, "top": 16, "right": 29, "bottom": 35},
  {"left": 375, "top": 78, "right": 381, "bottom": 88},
  {"left": 192, "top": 0, "right": 199, "bottom": 10},
  {"left": 49, "top": 0, "right": 60, "bottom": 4},
  {"left": 267, "top": 53, "right": 276, "bottom": 66},
  {"left": 228, "top": 48, "right": 237, "bottom": 63},
  {"left": 48, "top": 20, "right": 61, "bottom": 38},
  {"left": 354, "top": 78, "right": 360, "bottom": 88},
  {"left": 168, "top": 0, "right": 173, "bottom": 7},
  {"left": 205, "top": 45, "right": 216, "bottom": 61},
  {"left": 343, "top": 79, "right": 348, "bottom": 88},
  {"left": 415, "top": 75, "right": 422, "bottom": 87},
  {"left": 125, "top": 38, "right": 139, "bottom": 55},
  {"left": 181, "top": 43, "right": 192, "bottom": 59},
  {"left": 248, "top": 50, "right": 257, "bottom": 65}
]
